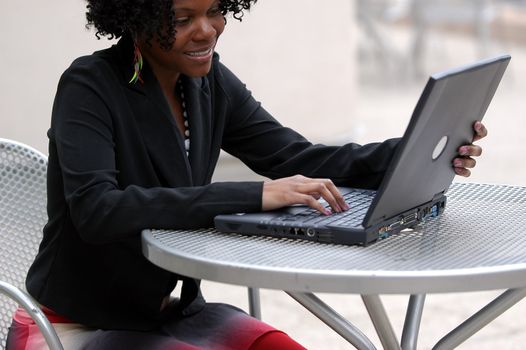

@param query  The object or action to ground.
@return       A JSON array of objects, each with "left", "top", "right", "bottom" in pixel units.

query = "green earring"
[{"left": 129, "top": 43, "right": 144, "bottom": 84}]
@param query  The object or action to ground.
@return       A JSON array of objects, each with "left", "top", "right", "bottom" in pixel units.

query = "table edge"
[{"left": 142, "top": 229, "right": 526, "bottom": 294}]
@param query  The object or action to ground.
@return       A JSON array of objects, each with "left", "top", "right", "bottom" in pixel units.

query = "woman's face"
[{"left": 139, "top": 0, "right": 225, "bottom": 78}]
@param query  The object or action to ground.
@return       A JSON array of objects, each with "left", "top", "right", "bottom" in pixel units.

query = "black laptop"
[{"left": 214, "top": 54, "right": 511, "bottom": 246}]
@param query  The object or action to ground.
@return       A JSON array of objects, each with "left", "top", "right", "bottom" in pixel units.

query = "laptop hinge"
[{"left": 432, "top": 189, "right": 447, "bottom": 201}]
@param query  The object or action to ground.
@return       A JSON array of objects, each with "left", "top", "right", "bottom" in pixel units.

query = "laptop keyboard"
[{"left": 275, "top": 189, "right": 376, "bottom": 228}]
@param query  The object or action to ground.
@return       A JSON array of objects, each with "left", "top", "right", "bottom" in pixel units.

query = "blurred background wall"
[
  {"left": 0, "top": 0, "right": 108, "bottom": 152},
  {"left": 348, "top": 0, "right": 526, "bottom": 186}
]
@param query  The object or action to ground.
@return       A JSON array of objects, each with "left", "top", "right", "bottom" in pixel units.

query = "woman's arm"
[
  {"left": 216, "top": 61, "right": 487, "bottom": 214},
  {"left": 49, "top": 59, "right": 263, "bottom": 244},
  {"left": 217, "top": 62, "right": 399, "bottom": 188}
]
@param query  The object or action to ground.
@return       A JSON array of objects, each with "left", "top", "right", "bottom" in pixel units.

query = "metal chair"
[
  {"left": 0, "top": 138, "right": 63, "bottom": 350},
  {"left": 0, "top": 136, "right": 261, "bottom": 350}
]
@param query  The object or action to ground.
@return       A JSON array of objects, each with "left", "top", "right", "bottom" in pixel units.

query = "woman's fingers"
[
  {"left": 453, "top": 121, "right": 487, "bottom": 177},
  {"left": 454, "top": 167, "right": 471, "bottom": 177},
  {"left": 296, "top": 192, "right": 332, "bottom": 216},
  {"left": 454, "top": 157, "right": 477, "bottom": 169},
  {"left": 262, "top": 175, "right": 348, "bottom": 215},
  {"left": 453, "top": 156, "right": 476, "bottom": 178},
  {"left": 297, "top": 180, "right": 345, "bottom": 214},
  {"left": 458, "top": 144, "right": 482, "bottom": 157},
  {"left": 473, "top": 121, "right": 488, "bottom": 142}
]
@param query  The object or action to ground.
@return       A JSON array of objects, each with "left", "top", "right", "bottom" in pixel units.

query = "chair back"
[{"left": 0, "top": 138, "right": 47, "bottom": 349}]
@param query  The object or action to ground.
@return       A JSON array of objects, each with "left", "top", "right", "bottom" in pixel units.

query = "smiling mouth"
[{"left": 184, "top": 47, "right": 213, "bottom": 57}]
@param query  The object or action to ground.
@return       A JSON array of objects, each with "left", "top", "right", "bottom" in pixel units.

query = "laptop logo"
[{"left": 432, "top": 135, "right": 448, "bottom": 160}]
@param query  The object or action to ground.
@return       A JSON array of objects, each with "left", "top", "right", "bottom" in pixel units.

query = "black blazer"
[{"left": 26, "top": 37, "right": 399, "bottom": 330}]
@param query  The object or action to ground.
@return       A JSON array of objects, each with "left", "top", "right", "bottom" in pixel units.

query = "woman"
[{"left": 7, "top": 0, "right": 486, "bottom": 349}]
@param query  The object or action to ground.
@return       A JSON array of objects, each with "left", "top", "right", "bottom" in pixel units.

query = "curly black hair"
[{"left": 85, "top": 0, "right": 256, "bottom": 50}]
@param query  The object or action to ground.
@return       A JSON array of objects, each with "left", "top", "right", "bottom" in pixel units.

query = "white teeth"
[{"left": 186, "top": 48, "right": 212, "bottom": 57}]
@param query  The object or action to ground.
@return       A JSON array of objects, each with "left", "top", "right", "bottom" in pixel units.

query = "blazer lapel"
[
  {"left": 112, "top": 37, "right": 219, "bottom": 187},
  {"left": 125, "top": 63, "right": 193, "bottom": 187},
  {"left": 184, "top": 77, "right": 213, "bottom": 186}
]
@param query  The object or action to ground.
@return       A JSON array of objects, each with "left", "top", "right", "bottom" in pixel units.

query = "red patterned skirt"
[{"left": 7, "top": 303, "right": 306, "bottom": 350}]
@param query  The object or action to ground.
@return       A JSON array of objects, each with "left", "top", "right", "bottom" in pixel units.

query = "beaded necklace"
[{"left": 176, "top": 79, "right": 190, "bottom": 156}]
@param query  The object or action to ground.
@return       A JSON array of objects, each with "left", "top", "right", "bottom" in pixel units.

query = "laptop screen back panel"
[{"left": 363, "top": 55, "right": 511, "bottom": 228}]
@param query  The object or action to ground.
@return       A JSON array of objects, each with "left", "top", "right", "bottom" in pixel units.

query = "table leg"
[
  {"left": 286, "top": 291, "right": 377, "bottom": 350},
  {"left": 401, "top": 294, "right": 426, "bottom": 350},
  {"left": 361, "top": 294, "right": 401, "bottom": 350},
  {"left": 433, "top": 288, "right": 526, "bottom": 350},
  {"left": 248, "top": 287, "right": 262, "bottom": 320}
]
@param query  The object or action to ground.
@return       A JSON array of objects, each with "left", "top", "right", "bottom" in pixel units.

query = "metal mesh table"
[{"left": 142, "top": 182, "right": 526, "bottom": 350}]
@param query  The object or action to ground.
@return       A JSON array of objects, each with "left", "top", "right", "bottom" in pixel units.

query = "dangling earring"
[{"left": 129, "top": 42, "right": 144, "bottom": 84}]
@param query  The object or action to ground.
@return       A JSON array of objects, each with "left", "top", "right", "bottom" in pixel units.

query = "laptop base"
[{"left": 215, "top": 197, "right": 446, "bottom": 246}]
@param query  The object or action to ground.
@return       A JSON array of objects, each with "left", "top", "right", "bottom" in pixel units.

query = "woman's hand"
[
  {"left": 453, "top": 121, "right": 488, "bottom": 177},
  {"left": 262, "top": 175, "right": 349, "bottom": 215}
]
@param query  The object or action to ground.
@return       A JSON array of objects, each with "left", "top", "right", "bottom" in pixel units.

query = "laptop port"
[
  {"left": 289, "top": 228, "right": 305, "bottom": 235},
  {"left": 401, "top": 213, "right": 418, "bottom": 227},
  {"left": 388, "top": 220, "right": 402, "bottom": 231},
  {"left": 306, "top": 228, "right": 316, "bottom": 237},
  {"left": 378, "top": 226, "right": 389, "bottom": 239}
]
